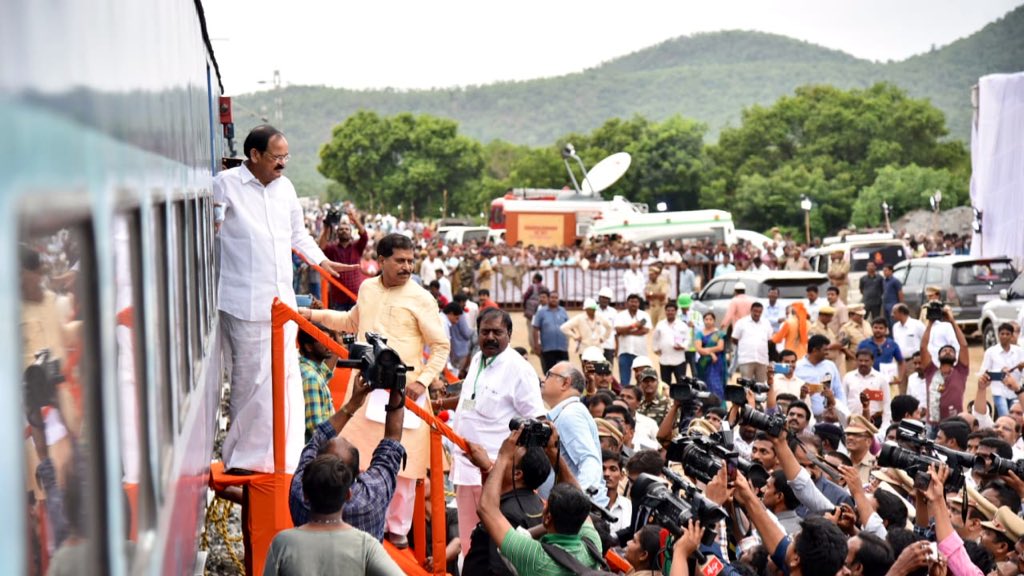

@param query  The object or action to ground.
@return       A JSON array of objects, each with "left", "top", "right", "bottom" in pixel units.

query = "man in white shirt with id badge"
[{"left": 445, "top": 308, "right": 546, "bottom": 558}]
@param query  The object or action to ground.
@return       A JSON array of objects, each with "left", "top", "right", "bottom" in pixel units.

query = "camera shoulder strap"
[{"left": 540, "top": 538, "right": 613, "bottom": 576}]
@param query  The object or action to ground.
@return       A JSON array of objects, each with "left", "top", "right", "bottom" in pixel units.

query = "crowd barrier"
[{"left": 490, "top": 261, "right": 717, "bottom": 308}]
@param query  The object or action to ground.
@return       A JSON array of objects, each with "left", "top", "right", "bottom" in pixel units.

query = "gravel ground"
[{"left": 202, "top": 389, "right": 245, "bottom": 576}]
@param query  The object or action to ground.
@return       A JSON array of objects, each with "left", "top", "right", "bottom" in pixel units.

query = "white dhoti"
[{"left": 220, "top": 311, "right": 304, "bottom": 473}]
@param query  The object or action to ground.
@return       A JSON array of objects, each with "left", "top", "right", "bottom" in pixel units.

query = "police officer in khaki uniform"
[
  {"left": 839, "top": 304, "right": 871, "bottom": 365},
  {"left": 811, "top": 306, "right": 845, "bottom": 374}
]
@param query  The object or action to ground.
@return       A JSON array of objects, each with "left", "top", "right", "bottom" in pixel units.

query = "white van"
[
  {"left": 807, "top": 238, "right": 910, "bottom": 304},
  {"left": 437, "top": 225, "right": 491, "bottom": 245}
]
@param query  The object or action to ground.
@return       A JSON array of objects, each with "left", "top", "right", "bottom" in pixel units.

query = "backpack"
[{"left": 540, "top": 537, "right": 618, "bottom": 576}]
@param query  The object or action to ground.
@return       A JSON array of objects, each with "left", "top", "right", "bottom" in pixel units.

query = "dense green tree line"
[{"left": 317, "top": 83, "right": 971, "bottom": 235}]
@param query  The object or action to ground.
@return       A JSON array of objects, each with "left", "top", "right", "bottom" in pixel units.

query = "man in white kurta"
[
  {"left": 307, "top": 233, "right": 450, "bottom": 547},
  {"left": 449, "top": 308, "right": 545, "bottom": 556},
  {"left": 214, "top": 125, "right": 350, "bottom": 473}
]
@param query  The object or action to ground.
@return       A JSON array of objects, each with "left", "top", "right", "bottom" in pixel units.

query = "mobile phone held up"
[
  {"left": 988, "top": 371, "right": 1006, "bottom": 382},
  {"left": 772, "top": 363, "right": 791, "bottom": 376},
  {"left": 295, "top": 294, "right": 313, "bottom": 308}
]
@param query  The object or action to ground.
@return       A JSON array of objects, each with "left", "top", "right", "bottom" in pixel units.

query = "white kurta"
[{"left": 215, "top": 164, "right": 327, "bottom": 473}]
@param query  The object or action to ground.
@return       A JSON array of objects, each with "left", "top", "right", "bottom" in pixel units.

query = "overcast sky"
[{"left": 206, "top": 0, "right": 1023, "bottom": 96}]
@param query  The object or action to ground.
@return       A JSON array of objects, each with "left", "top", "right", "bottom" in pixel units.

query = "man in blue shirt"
[
  {"left": 532, "top": 290, "right": 570, "bottom": 373},
  {"left": 882, "top": 264, "right": 904, "bottom": 326},
  {"left": 542, "top": 361, "right": 607, "bottom": 506},
  {"left": 858, "top": 317, "right": 905, "bottom": 382},
  {"left": 794, "top": 335, "right": 845, "bottom": 417}
]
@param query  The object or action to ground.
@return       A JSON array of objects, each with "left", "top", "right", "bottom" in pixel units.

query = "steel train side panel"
[{"left": 2, "top": 0, "right": 227, "bottom": 572}]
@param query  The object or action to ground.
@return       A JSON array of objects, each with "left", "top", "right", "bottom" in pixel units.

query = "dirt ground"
[{"left": 506, "top": 310, "right": 990, "bottom": 410}]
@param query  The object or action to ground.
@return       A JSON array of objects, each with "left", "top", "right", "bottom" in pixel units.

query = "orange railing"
[{"left": 271, "top": 298, "right": 466, "bottom": 576}]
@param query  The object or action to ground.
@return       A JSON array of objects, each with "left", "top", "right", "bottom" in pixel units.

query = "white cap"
[
  {"left": 734, "top": 281, "right": 746, "bottom": 292},
  {"left": 632, "top": 356, "right": 653, "bottom": 370},
  {"left": 581, "top": 346, "right": 606, "bottom": 362},
  {"left": 583, "top": 298, "right": 598, "bottom": 310},
  {"left": 598, "top": 287, "right": 614, "bottom": 300}
]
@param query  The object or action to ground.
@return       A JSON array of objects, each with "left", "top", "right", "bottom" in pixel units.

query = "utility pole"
[{"left": 273, "top": 69, "right": 283, "bottom": 122}]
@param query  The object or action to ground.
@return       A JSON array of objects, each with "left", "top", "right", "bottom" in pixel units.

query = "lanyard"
[{"left": 471, "top": 355, "right": 495, "bottom": 400}]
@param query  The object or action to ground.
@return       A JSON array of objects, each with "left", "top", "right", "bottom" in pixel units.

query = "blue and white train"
[{"left": 3, "top": 1, "right": 229, "bottom": 574}]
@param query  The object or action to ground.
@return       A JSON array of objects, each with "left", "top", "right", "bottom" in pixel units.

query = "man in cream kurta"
[
  {"left": 215, "top": 125, "right": 352, "bottom": 474},
  {"left": 308, "top": 233, "right": 450, "bottom": 546}
]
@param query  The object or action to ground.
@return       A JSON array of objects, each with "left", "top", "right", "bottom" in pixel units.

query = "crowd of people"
[{"left": 215, "top": 126, "right": 1024, "bottom": 576}]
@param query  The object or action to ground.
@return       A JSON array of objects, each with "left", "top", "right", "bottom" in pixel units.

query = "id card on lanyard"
[{"left": 462, "top": 355, "right": 495, "bottom": 412}]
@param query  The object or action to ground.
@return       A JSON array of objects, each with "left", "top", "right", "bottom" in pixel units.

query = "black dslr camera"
[
  {"left": 726, "top": 377, "right": 770, "bottom": 405},
  {"left": 736, "top": 405, "right": 787, "bottom": 438},
  {"left": 593, "top": 363, "right": 612, "bottom": 376},
  {"left": 340, "top": 332, "right": 409, "bottom": 394},
  {"left": 324, "top": 207, "right": 342, "bottom": 228},
  {"left": 632, "top": 471, "right": 728, "bottom": 539},
  {"left": 24, "top": 349, "right": 64, "bottom": 411},
  {"left": 926, "top": 301, "right": 945, "bottom": 322},
  {"left": 509, "top": 417, "right": 552, "bottom": 448}
]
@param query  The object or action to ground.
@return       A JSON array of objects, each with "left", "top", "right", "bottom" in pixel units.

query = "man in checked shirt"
[{"left": 288, "top": 371, "right": 406, "bottom": 540}]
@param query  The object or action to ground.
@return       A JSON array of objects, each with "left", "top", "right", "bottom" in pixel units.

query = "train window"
[
  {"left": 153, "top": 201, "right": 175, "bottom": 486},
  {"left": 113, "top": 211, "right": 150, "bottom": 563},
  {"left": 185, "top": 196, "right": 201, "bottom": 372},
  {"left": 194, "top": 196, "right": 208, "bottom": 347},
  {"left": 19, "top": 219, "right": 109, "bottom": 574},
  {"left": 173, "top": 199, "right": 191, "bottom": 425}
]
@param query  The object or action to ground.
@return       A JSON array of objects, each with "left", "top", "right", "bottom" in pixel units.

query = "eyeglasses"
[
  {"left": 263, "top": 152, "right": 291, "bottom": 163},
  {"left": 545, "top": 370, "right": 569, "bottom": 380}
]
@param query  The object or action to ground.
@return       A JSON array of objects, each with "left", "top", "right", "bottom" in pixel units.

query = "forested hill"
[{"left": 233, "top": 6, "right": 1024, "bottom": 195}]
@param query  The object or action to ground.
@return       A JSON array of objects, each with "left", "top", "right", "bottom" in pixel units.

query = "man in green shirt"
[{"left": 477, "top": 425, "right": 605, "bottom": 575}]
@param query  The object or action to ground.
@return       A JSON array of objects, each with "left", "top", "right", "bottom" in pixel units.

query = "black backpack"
[{"left": 540, "top": 537, "right": 618, "bottom": 576}]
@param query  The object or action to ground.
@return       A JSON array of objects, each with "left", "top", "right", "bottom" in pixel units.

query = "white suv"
[{"left": 980, "top": 271, "right": 1024, "bottom": 349}]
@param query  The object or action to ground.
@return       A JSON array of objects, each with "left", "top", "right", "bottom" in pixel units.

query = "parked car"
[
  {"left": 807, "top": 236, "right": 910, "bottom": 305},
  {"left": 691, "top": 271, "right": 829, "bottom": 323},
  {"left": 893, "top": 256, "right": 1017, "bottom": 334},
  {"left": 437, "top": 225, "right": 490, "bottom": 245},
  {"left": 980, "top": 271, "right": 1024, "bottom": 349}
]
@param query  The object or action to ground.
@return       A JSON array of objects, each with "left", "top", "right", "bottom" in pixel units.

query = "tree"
[
  {"left": 318, "top": 111, "right": 484, "bottom": 215},
  {"left": 703, "top": 83, "right": 968, "bottom": 234},
  {"left": 851, "top": 164, "right": 969, "bottom": 228}
]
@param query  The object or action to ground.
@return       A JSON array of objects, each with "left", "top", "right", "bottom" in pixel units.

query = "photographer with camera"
[
  {"left": 302, "top": 233, "right": 450, "bottom": 548},
  {"left": 445, "top": 307, "right": 548, "bottom": 557},
  {"left": 920, "top": 303, "right": 970, "bottom": 424},
  {"left": 477, "top": 425, "right": 608, "bottom": 575},
  {"left": 318, "top": 203, "right": 367, "bottom": 311},
  {"left": 289, "top": 371, "right": 405, "bottom": 539},
  {"left": 733, "top": 469, "right": 848, "bottom": 576},
  {"left": 461, "top": 441, "right": 552, "bottom": 576},
  {"left": 543, "top": 361, "right": 608, "bottom": 506}
]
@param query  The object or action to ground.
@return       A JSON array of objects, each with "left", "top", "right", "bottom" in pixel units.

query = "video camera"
[
  {"left": 665, "top": 431, "right": 769, "bottom": 488},
  {"left": 725, "top": 377, "right": 770, "bottom": 406},
  {"left": 24, "top": 349, "right": 64, "bottom": 411},
  {"left": 632, "top": 471, "right": 728, "bottom": 539},
  {"left": 669, "top": 377, "right": 711, "bottom": 403},
  {"left": 339, "top": 332, "right": 409, "bottom": 394},
  {"left": 878, "top": 419, "right": 974, "bottom": 491},
  {"left": 509, "top": 417, "right": 552, "bottom": 448},
  {"left": 735, "top": 405, "right": 787, "bottom": 438},
  {"left": 926, "top": 301, "right": 946, "bottom": 322}
]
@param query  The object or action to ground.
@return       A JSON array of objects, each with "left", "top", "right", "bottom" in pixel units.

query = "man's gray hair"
[{"left": 566, "top": 366, "right": 586, "bottom": 394}]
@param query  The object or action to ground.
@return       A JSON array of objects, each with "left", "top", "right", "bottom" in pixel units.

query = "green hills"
[{"left": 233, "top": 6, "right": 1024, "bottom": 197}]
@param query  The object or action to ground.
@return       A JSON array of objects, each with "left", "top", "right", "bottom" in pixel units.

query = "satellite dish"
[{"left": 581, "top": 152, "right": 631, "bottom": 196}]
